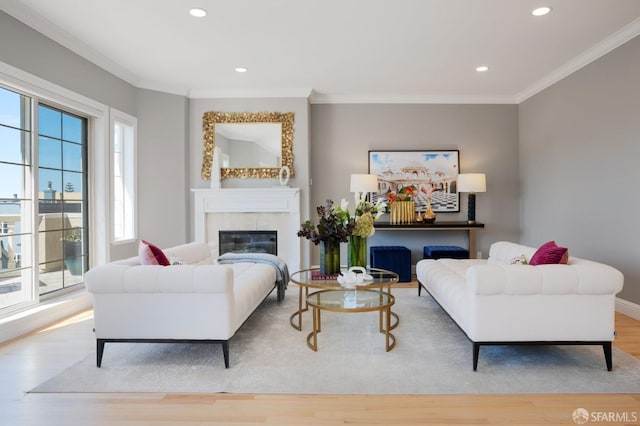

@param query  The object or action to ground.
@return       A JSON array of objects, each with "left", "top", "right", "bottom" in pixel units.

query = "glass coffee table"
[
  {"left": 288, "top": 267, "right": 399, "bottom": 331},
  {"left": 306, "top": 289, "right": 396, "bottom": 351}
]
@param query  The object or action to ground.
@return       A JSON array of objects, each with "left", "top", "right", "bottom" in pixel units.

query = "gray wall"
[
  {"left": 135, "top": 89, "right": 189, "bottom": 250},
  {"left": 310, "top": 104, "right": 520, "bottom": 265},
  {"left": 519, "top": 35, "right": 640, "bottom": 304}
]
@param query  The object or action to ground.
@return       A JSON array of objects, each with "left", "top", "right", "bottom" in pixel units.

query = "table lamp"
[
  {"left": 350, "top": 174, "right": 378, "bottom": 205},
  {"left": 457, "top": 173, "right": 486, "bottom": 224}
]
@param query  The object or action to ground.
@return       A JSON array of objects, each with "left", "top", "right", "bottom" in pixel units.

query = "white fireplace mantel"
[{"left": 192, "top": 187, "right": 301, "bottom": 272}]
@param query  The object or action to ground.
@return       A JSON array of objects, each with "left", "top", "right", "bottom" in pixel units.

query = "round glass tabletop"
[{"left": 290, "top": 267, "right": 399, "bottom": 290}]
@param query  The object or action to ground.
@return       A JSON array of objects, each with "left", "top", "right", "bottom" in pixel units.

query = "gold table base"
[
  {"left": 290, "top": 285, "right": 399, "bottom": 331},
  {"left": 305, "top": 290, "right": 396, "bottom": 352}
]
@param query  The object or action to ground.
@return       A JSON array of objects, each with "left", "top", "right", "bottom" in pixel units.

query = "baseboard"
[
  {"left": 0, "top": 290, "right": 93, "bottom": 344},
  {"left": 616, "top": 297, "right": 640, "bottom": 320}
]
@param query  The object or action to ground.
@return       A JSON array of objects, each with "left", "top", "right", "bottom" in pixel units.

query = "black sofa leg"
[
  {"left": 603, "top": 342, "right": 612, "bottom": 371},
  {"left": 97, "top": 339, "right": 105, "bottom": 367},
  {"left": 418, "top": 283, "right": 423, "bottom": 296},
  {"left": 473, "top": 343, "right": 480, "bottom": 371},
  {"left": 222, "top": 341, "right": 230, "bottom": 368}
]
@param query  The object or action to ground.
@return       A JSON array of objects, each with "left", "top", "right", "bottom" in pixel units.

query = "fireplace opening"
[{"left": 219, "top": 230, "right": 277, "bottom": 255}]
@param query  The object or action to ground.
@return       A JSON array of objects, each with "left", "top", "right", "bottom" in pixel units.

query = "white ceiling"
[{"left": 2, "top": 0, "right": 640, "bottom": 104}]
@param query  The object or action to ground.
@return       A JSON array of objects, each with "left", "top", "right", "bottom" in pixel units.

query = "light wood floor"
[{"left": 1, "top": 285, "right": 639, "bottom": 426}]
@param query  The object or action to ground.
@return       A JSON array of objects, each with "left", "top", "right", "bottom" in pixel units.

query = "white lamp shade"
[
  {"left": 458, "top": 173, "right": 486, "bottom": 193},
  {"left": 350, "top": 174, "right": 378, "bottom": 193}
]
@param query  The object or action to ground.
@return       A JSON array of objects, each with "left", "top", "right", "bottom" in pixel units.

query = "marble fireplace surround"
[{"left": 192, "top": 187, "right": 301, "bottom": 272}]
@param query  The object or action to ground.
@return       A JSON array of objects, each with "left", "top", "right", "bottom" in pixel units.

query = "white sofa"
[
  {"left": 85, "top": 242, "right": 278, "bottom": 368},
  {"left": 416, "top": 241, "right": 624, "bottom": 370}
]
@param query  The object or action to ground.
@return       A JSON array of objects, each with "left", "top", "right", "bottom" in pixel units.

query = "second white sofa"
[
  {"left": 416, "top": 241, "right": 624, "bottom": 370},
  {"left": 85, "top": 242, "right": 279, "bottom": 368}
]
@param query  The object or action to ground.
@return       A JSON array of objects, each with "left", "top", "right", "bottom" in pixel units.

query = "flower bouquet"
[
  {"left": 335, "top": 197, "right": 386, "bottom": 268},
  {"left": 298, "top": 199, "right": 354, "bottom": 274}
]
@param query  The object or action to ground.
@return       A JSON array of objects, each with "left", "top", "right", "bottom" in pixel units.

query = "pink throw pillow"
[
  {"left": 529, "top": 240, "right": 569, "bottom": 265},
  {"left": 138, "top": 240, "right": 170, "bottom": 266}
]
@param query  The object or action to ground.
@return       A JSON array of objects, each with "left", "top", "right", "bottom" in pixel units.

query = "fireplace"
[
  {"left": 219, "top": 230, "right": 277, "bottom": 255},
  {"left": 192, "top": 187, "right": 301, "bottom": 272}
]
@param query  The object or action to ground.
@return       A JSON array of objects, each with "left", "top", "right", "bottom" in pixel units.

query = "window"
[
  {"left": 0, "top": 86, "right": 33, "bottom": 311},
  {"left": 37, "top": 104, "right": 88, "bottom": 295},
  {"left": 0, "top": 89, "right": 90, "bottom": 311},
  {"left": 110, "top": 109, "right": 137, "bottom": 243}
]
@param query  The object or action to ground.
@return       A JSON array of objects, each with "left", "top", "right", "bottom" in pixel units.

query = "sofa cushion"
[
  {"left": 487, "top": 241, "right": 537, "bottom": 265},
  {"left": 138, "top": 240, "right": 170, "bottom": 266},
  {"left": 529, "top": 240, "right": 568, "bottom": 265},
  {"left": 164, "top": 242, "right": 213, "bottom": 265}
]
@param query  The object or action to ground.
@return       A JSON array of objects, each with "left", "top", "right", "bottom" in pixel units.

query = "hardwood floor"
[{"left": 1, "top": 287, "right": 638, "bottom": 426}]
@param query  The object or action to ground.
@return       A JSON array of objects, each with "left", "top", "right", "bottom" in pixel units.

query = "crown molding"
[
  {"left": 516, "top": 17, "right": 640, "bottom": 103},
  {"left": 136, "top": 80, "right": 190, "bottom": 97},
  {"left": 188, "top": 88, "right": 314, "bottom": 99},
  {"left": 309, "top": 93, "right": 518, "bottom": 105},
  {"left": 0, "top": 0, "right": 141, "bottom": 88}
]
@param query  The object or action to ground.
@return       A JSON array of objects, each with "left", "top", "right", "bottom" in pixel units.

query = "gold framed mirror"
[{"left": 201, "top": 111, "right": 295, "bottom": 180}]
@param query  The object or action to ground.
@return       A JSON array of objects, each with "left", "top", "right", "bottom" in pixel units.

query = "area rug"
[{"left": 31, "top": 288, "right": 640, "bottom": 394}]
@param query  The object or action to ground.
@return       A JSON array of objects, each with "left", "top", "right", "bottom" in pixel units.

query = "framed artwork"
[{"left": 368, "top": 150, "right": 460, "bottom": 213}]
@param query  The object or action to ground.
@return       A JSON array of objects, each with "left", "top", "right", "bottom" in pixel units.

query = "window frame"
[{"left": 109, "top": 108, "right": 138, "bottom": 244}]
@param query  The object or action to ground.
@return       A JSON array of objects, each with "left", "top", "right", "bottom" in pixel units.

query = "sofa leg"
[
  {"left": 603, "top": 342, "right": 612, "bottom": 371},
  {"left": 222, "top": 341, "right": 230, "bottom": 368},
  {"left": 97, "top": 339, "right": 105, "bottom": 367},
  {"left": 418, "top": 283, "right": 422, "bottom": 296},
  {"left": 473, "top": 343, "right": 480, "bottom": 371}
]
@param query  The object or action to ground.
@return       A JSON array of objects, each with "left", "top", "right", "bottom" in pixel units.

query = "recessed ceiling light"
[
  {"left": 189, "top": 8, "right": 207, "bottom": 18},
  {"left": 235, "top": 67, "right": 248, "bottom": 73},
  {"left": 532, "top": 6, "right": 552, "bottom": 16},
  {"left": 475, "top": 66, "right": 489, "bottom": 72}
]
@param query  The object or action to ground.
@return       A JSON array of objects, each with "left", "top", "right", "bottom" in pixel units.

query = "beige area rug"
[{"left": 31, "top": 288, "right": 640, "bottom": 394}]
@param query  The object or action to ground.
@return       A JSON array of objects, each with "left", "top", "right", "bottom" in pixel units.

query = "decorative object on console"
[
  {"left": 390, "top": 200, "right": 416, "bottom": 224},
  {"left": 369, "top": 150, "right": 460, "bottom": 213},
  {"left": 457, "top": 173, "right": 486, "bottom": 224},
  {"left": 422, "top": 181, "right": 437, "bottom": 223},
  {"left": 298, "top": 199, "right": 354, "bottom": 275}
]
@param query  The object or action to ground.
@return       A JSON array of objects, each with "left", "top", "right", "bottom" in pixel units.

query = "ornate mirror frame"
[{"left": 200, "top": 111, "right": 295, "bottom": 180}]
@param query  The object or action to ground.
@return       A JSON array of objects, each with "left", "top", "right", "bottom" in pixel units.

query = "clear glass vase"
[
  {"left": 320, "top": 240, "right": 341, "bottom": 275},
  {"left": 348, "top": 235, "right": 367, "bottom": 268}
]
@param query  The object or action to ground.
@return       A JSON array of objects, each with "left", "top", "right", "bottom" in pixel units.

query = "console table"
[{"left": 373, "top": 221, "right": 485, "bottom": 259}]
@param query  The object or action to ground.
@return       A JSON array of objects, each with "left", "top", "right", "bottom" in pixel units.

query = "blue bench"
[
  {"left": 423, "top": 245, "right": 469, "bottom": 259},
  {"left": 370, "top": 246, "right": 412, "bottom": 282}
]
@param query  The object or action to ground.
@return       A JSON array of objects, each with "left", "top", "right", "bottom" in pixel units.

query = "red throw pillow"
[
  {"left": 529, "top": 240, "right": 569, "bottom": 265},
  {"left": 138, "top": 240, "right": 170, "bottom": 266}
]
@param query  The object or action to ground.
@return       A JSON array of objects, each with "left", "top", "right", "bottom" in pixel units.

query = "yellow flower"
[{"left": 354, "top": 212, "right": 375, "bottom": 237}]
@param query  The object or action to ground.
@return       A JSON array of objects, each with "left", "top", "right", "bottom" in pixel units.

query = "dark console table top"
[{"left": 374, "top": 221, "right": 485, "bottom": 230}]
